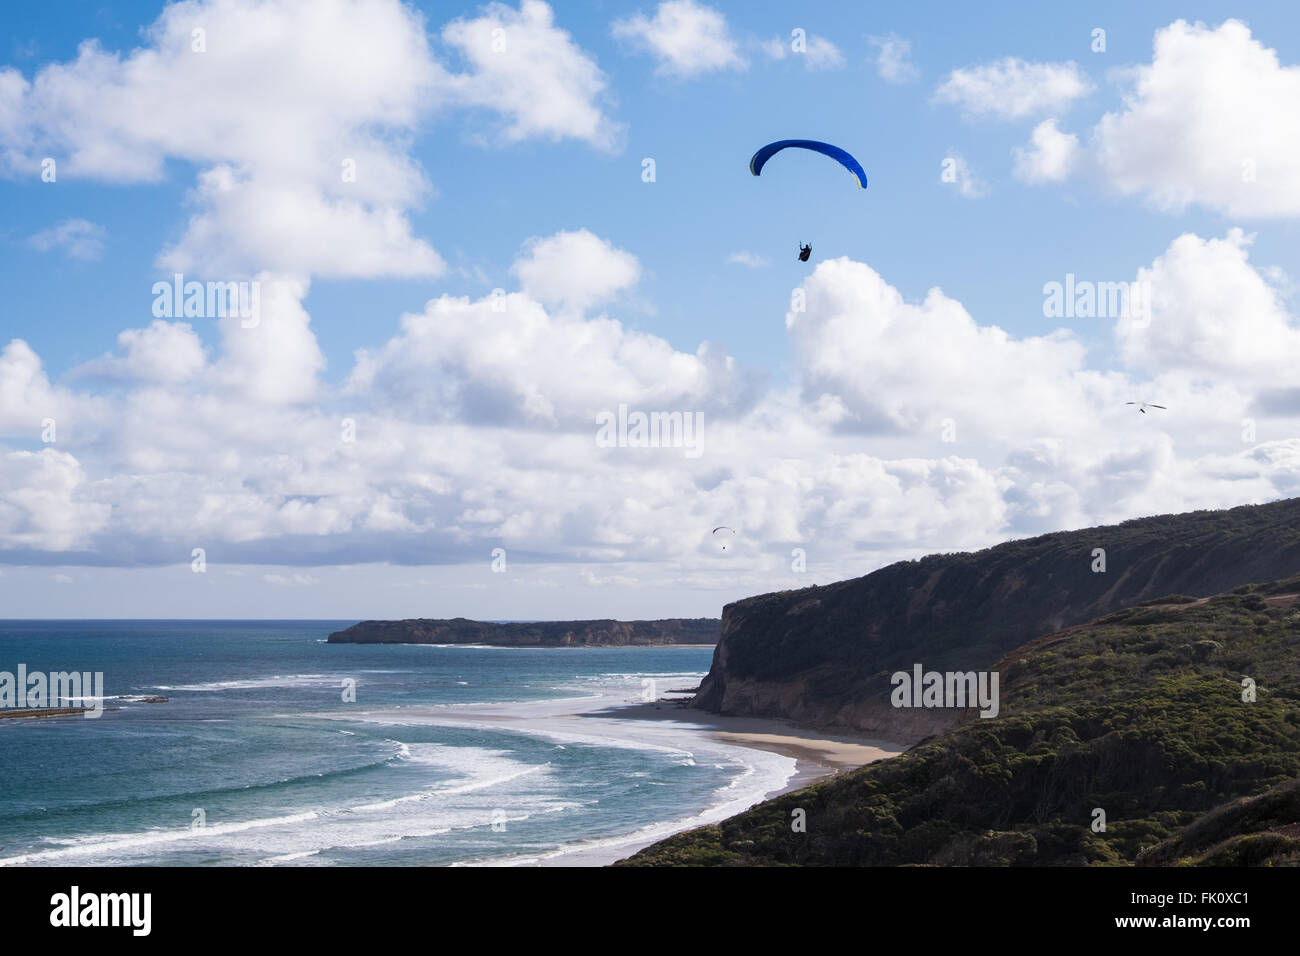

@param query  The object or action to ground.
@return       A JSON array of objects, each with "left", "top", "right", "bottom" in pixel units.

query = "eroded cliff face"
[
  {"left": 625, "top": 579, "right": 1300, "bottom": 867},
  {"left": 327, "top": 617, "right": 719, "bottom": 646},
  {"left": 694, "top": 498, "right": 1300, "bottom": 743}
]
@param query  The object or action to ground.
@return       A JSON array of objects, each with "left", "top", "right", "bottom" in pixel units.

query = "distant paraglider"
[
  {"left": 712, "top": 526, "right": 737, "bottom": 550},
  {"left": 798, "top": 243, "right": 812, "bottom": 262},
  {"left": 1126, "top": 402, "right": 1167, "bottom": 414}
]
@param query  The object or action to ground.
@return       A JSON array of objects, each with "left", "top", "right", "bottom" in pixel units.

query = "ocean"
[{"left": 0, "top": 621, "right": 793, "bottom": 866}]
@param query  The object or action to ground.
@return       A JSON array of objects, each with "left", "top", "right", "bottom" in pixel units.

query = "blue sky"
[
  {"left": 3, "top": 0, "right": 1300, "bottom": 617},
  {"left": 7, "top": 0, "right": 1298, "bottom": 376}
]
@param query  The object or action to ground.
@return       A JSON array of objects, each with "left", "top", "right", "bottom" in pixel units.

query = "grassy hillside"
[
  {"left": 622, "top": 577, "right": 1300, "bottom": 866},
  {"left": 1137, "top": 777, "right": 1300, "bottom": 866}
]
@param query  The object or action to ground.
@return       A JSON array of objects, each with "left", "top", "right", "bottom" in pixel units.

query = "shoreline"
[
  {"left": 601, "top": 697, "right": 904, "bottom": 787},
  {"left": 337, "top": 688, "right": 905, "bottom": 866},
  {"left": 556, "top": 696, "right": 905, "bottom": 864}
]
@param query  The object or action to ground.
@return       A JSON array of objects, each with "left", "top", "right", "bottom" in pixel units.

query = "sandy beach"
[{"left": 604, "top": 697, "right": 904, "bottom": 788}]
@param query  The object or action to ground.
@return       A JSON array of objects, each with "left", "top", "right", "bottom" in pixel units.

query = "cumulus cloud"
[
  {"left": 0, "top": 450, "right": 111, "bottom": 551},
  {"left": 0, "top": 341, "right": 56, "bottom": 432},
  {"left": 442, "top": 0, "right": 621, "bottom": 150},
  {"left": 2, "top": 3, "right": 1298, "bottom": 608},
  {"left": 0, "top": 0, "right": 619, "bottom": 281},
  {"left": 0, "top": 0, "right": 445, "bottom": 280},
  {"left": 3, "top": 226, "right": 1299, "bottom": 607},
  {"left": 28, "top": 218, "right": 105, "bottom": 261},
  {"left": 211, "top": 275, "right": 325, "bottom": 405},
  {"left": 1093, "top": 19, "right": 1300, "bottom": 217},
  {"left": 347, "top": 253, "right": 757, "bottom": 428},
  {"left": 158, "top": 165, "right": 443, "bottom": 280},
  {"left": 613, "top": 1, "right": 746, "bottom": 77},
  {"left": 0, "top": 339, "right": 108, "bottom": 436},
  {"left": 787, "top": 257, "right": 1097, "bottom": 440},
  {"left": 934, "top": 57, "right": 1093, "bottom": 121},
  {"left": 1012, "top": 119, "right": 1080, "bottom": 184},
  {"left": 1118, "top": 229, "right": 1300, "bottom": 384},
  {"left": 869, "top": 33, "right": 918, "bottom": 84},
  {"left": 73, "top": 321, "right": 207, "bottom": 386},
  {"left": 510, "top": 229, "right": 641, "bottom": 312},
  {"left": 761, "top": 32, "right": 844, "bottom": 71}
]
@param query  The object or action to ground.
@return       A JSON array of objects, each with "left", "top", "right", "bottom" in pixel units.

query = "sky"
[{"left": 2, "top": 0, "right": 1300, "bottom": 618}]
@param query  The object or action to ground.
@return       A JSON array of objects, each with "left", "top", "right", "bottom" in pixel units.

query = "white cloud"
[
  {"left": 934, "top": 57, "right": 1093, "bottom": 121},
  {"left": 869, "top": 33, "right": 918, "bottom": 84},
  {"left": 64, "top": 278, "right": 322, "bottom": 406},
  {"left": 1118, "top": 229, "right": 1300, "bottom": 384},
  {"left": 0, "top": 450, "right": 110, "bottom": 551},
  {"left": 0, "top": 0, "right": 620, "bottom": 281},
  {"left": 0, "top": 340, "right": 56, "bottom": 432},
  {"left": 1012, "top": 119, "right": 1080, "bottom": 183},
  {"left": 1, "top": 0, "right": 444, "bottom": 280},
  {"left": 158, "top": 165, "right": 443, "bottom": 280},
  {"left": 510, "top": 229, "right": 641, "bottom": 312},
  {"left": 2, "top": 224, "right": 1298, "bottom": 612},
  {"left": 1093, "top": 19, "right": 1300, "bottom": 218},
  {"left": 761, "top": 32, "right": 844, "bottom": 71},
  {"left": 442, "top": 0, "right": 622, "bottom": 150},
  {"left": 787, "top": 257, "right": 1096, "bottom": 440},
  {"left": 349, "top": 240, "right": 756, "bottom": 429},
  {"left": 613, "top": 1, "right": 746, "bottom": 77},
  {"left": 727, "top": 251, "right": 768, "bottom": 269},
  {"left": 211, "top": 275, "right": 325, "bottom": 406},
  {"left": 942, "top": 153, "right": 989, "bottom": 198},
  {"left": 0, "top": 339, "right": 108, "bottom": 435},
  {"left": 74, "top": 321, "right": 207, "bottom": 386},
  {"left": 28, "top": 218, "right": 105, "bottom": 261}
]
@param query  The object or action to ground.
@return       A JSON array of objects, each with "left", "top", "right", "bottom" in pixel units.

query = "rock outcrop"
[{"left": 694, "top": 498, "right": 1300, "bottom": 742}]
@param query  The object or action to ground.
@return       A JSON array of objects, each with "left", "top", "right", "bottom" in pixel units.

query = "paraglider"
[
  {"left": 712, "top": 526, "right": 737, "bottom": 550},
  {"left": 750, "top": 140, "right": 866, "bottom": 264},
  {"left": 1126, "top": 402, "right": 1167, "bottom": 414},
  {"left": 749, "top": 140, "right": 868, "bottom": 189}
]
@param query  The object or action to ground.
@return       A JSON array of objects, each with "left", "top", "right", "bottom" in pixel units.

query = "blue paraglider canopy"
[{"left": 749, "top": 140, "right": 867, "bottom": 189}]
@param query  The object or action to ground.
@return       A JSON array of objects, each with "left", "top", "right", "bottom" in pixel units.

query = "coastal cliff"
[
  {"left": 694, "top": 498, "right": 1300, "bottom": 742},
  {"left": 327, "top": 617, "right": 719, "bottom": 646},
  {"left": 623, "top": 575, "right": 1300, "bottom": 866}
]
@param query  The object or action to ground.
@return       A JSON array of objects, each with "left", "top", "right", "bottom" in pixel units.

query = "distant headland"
[{"left": 326, "top": 618, "right": 719, "bottom": 646}]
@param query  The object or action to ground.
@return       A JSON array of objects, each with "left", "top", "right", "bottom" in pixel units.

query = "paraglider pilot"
[{"left": 798, "top": 243, "right": 812, "bottom": 262}]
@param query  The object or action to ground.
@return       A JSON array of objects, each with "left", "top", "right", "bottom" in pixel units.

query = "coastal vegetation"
[{"left": 622, "top": 577, "right": 1300, "bottom": 866}]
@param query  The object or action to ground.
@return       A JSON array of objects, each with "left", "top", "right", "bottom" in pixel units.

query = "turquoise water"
[{"left": 0, "top": 621, "right": 740, "bottom": 866}]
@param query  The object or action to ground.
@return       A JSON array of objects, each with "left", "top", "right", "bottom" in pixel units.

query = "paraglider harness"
[{"left": 798, "top": 243, "right": 812, "bottom": 262}]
